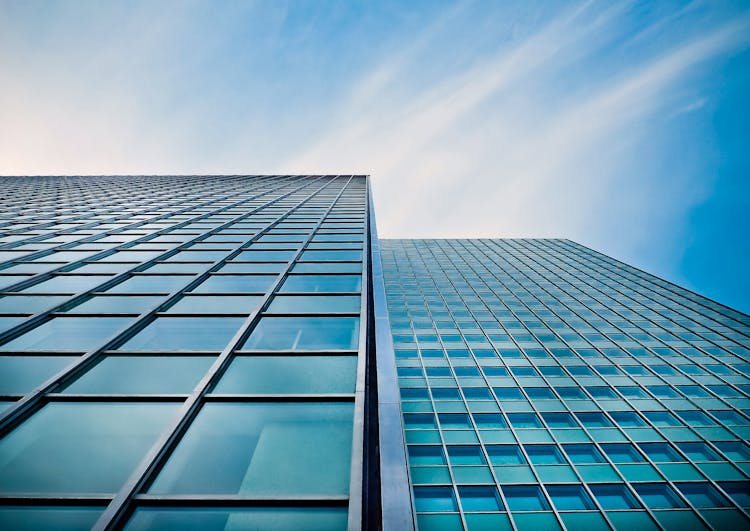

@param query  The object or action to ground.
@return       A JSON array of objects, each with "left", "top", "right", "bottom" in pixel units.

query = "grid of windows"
[
  {"left": 0, "top": 175, "right": 369, "bottom": 530},
  {"left": 382, "top": 239, "right": 750, "bottom": 531}
]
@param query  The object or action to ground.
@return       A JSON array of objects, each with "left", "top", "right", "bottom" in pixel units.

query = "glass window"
[
  {"left": 486, "top": 445, "right": 527, "bottom": 465},
  {"left": 0, "top": 507, "right": 102, "bottom": 530},
  {"left": 279, "top": 275, "right": 361, "bottom": 293},
  {"left": 563, "top": 444, "right": 606, "bottom": 464},
  {"left": 525, "top": 445, "right": 565, "bottom": 465},
  {"left": 119, "top": 317, "right": 244, "bottom": 351},
  {"left": 67, "top": 296, "right": 162, "bottom": 314},
  {"left": 241, "top": 317, "right": 359, "bottom": 350},
  {"left": 414, "top": 487, "right": 458, "bottom": 512},
  {"left": 267, "top": 295, "right": 360, "bottom": 313},
  {"left": 0, "top": 295, "right": 68, "bottom": 313},
  {"left": 507, "top": 413, "right": 543, "bottom": 429},
  {"left": 64, "top": 356, "right": 214, "bottom": 394},
  {"left": 447, "top": 445, "right": 486, "bottom": 465},
  {"left": 149, "top": 403, "right": 353, "bottom": 496},
  {"left": 643, "top": 411, "right": 681, "bottom": 427},
  {"left": 600, "top": 443, "right": 646, "bottom": 463},
  {"left": 719, "top": 482, "right": 750, "bottom": 508},
  {"left": 676, "top": 442, "right": 722, "bottom": 462},
  {"left": 166, "top": 295, "right": 263, "bottom": 314},
  {"left": 124, "top": 507, "right": 347, "bottom": 531},
  {"left": 409, "top": 446, "right": 447, "bottom": 466},
  {"left": 501, "top": 485, "right": 550, "bottom": 511},
  {"left": 292, "top": 262, "right": 361, "bottom": 273},
  {"left": 219, "top": 262, "right": 287, "bottom": 273},
  {"left": 547, "top": 485, "right": 596, "bottom": 510},
  {"left": 542, "top": 412, "right": 578, "bottom": 428},
  {"left": 0, "top": 402, "right": 178, "bottom": 493},
  {"left": 0, "top": 317, "right": 131, "bottom": 352},
  {"left": 639, "top": 443, "right": 684, "bottom": 463},
  {"left": 191, "top": 275, "right": 276, "bottom": 294},
  {"left": 0, "top": 356, "right": 77, "bottom": 394},
  {"left": 633, "top": 483, "right": 687, "bottom": 509},
  {"left": 458, "top": 486, "right": 504, "bottom": 512},
  {"left": 300, "top": 250, "right": 362, "bottom": 262},
  {"left": 675, "top": 483, "right": 731, "bottom": 508},
  {"left": 107, "top": 276, "right": 194, "bottom": 294},
  {"left": 213, "top": 355, "right": 357, "bottom": 394},
  {"left": 590, "top": 484, "right": 641, "bottom": 509},
  {"left": 715, "top": 442, "right": 750, "bottom": 461},
  {"left": 473, "top": 413, "right": 508, "bottom": 429},
  {"left": 22, "top": 276, "right": 113, "bottom": 294},
  {"left": 235, "top": 250, "right": 297, "bottom": 262}
]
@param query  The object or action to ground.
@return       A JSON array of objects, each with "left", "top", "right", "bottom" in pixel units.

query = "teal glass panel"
[
  {"left": 417, "top": 514, "right": 463, "bottom": 531},
  {"left": 124, "top": 507, "right": 347, "bottom": 531},
  {"left": 600, "top": 443, "right": 646, "bottom": 463},
  {"left": 280, "top": 274, "right": 361, "bottom": 293},
  {"left": 107, "top": 276, "right": 194, "bottom": 293},
  {"left": 525, "top": 445, "right": 565, "bottom": 464},
  {"left": 149, "top": 402, "right": 353, "bottom": 496},
  {"left": 486, "top": 445, "right": 526, "bottom": 465},
  {"left": 67, "top": 295, "right": 161, "bottom": 314},
  {"left": 464, "top": 513, "right": 513, "bottom": 531},
  {"left": 166, "top": 295, "right": 262, "bottom": 314},
  {"left": 501, "top": 485, "right": 550, "bottom": 511},
  {"left": 119, "top": 317, "right": 244, "bottom": 351},
  {"left": 546, "top": 484, "right": 596, "bottom": 510},
  {"left": 633, "top": 483, "right": 687, "bottom": 508},
  {"left": 267, "top": 295, "right": 360, "bottom": 313},
  {"left": 0, "top": 295, "right": 67, "bottom": 313},
  {"left": 241, "top": 317, "right": 359, "bottom": 350},
  {"left": 213, "top": 355, "right": 357, "bottom": 394},
  {"left": 0, "top": 356, "right": 77, "bottom": 394},
  {"left": 0, "top": 317, "right": 131, "bottom": 351},
  {"left": 675, "top": 482, "right": 731, "bottom": 508},
  {"left": 414, "top": 486, "right": 458, "bottom": 512},
  {"left": 590, "top": 484, "right": 641, "bottom": 509},
  {"left": 219, "top": 262, "right": 287, "bottom": 273},
  {"left": 191, "top": 275, "right": 276, "bottom": 293},
  {"left": 0, "top": 402, "right": 178, "bottom": 493},
  {"left": 64, "top": 356, "right": 214, "bottom": 394},
  {"left": 447, "top": 445, "right": 486, "bottom": 465},
  {"left": 300, "top": 250, "right": 362, "bottom": 261},
  {"left": 292, "top": 262, "right": 361, "bottom": 273},
  {"left": 409, "top": 446, "right": 447, "bottom": 466},
  {"left": 458, "top": 486, "right": 504, "bottom": 511},
  {"left": 719, "top": 482, "right": 750, "bottom": 508},
  {"left": 0, "top": 506, "right": 102, "bottom": 531}
]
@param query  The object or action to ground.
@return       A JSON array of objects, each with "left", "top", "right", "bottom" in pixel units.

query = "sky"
[{"left": 1, "top": 0, "right": 749, "bottom": 313}]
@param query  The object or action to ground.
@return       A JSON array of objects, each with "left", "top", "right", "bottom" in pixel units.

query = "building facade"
[{"left": 0, "top": 175, "right": 747, "bottom": 530}]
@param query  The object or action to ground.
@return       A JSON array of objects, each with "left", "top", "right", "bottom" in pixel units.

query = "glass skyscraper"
[{"left": 0, "top": 176, "right": 747, "bottom": 531}]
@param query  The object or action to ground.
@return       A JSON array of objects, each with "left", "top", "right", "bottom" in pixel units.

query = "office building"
[{"left": 0, "top": 176, "right": 747, "bottom": 530}]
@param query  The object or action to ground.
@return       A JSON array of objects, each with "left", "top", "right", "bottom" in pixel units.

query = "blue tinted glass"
[
  {"left": 715, "top": 442, "right": 750, "bottom": 461},
  {"left": 414, "top": 487, "right": 458, "bottom": 512},
  {"left": 600, "top": 444, "right": 646, "bottom": 463},
  {"left": 280, "top": 275, "right": 361, "bottom": 293},
  {"left": 242, "top": 317, "right": 359, "bottom": 350},
  {"left": 447, "top": 445, "right": 486, "bottom": 465},
  {"left": 0, "top": 295, "right": 67, "bottom": 313},
  {"left": 300, "top": 250, "right": 362, "bottom": 261},
  {"left": 213, "top": 356, "right": 357, "bottom": 394},
  {"left": 502, "top": 486, "right": 550, "bottom": 511},
  {"left": 676, "top": 442, "right": 721, "bottom": 461},
  {"left": 0, "top": 356, "right": 77, "bottom": 394},
  {"left": 267, "top": 295, "right": 360, "bottom": 313},
  {"left": 23, "top": 276, "right": 112, "bottom": 293},
  {"left": 525, "top": 445, "right": 565, "bottom": 464},
  {"left": 0, "top": 402, "right": 178, "bottom": 493},
  {"left": 0, "top": 507, "right": 102, "bottom": 531},
  {"left": 719, "top": 482, "right": 750, "bottom": 508},
  {"left": 191, "top": 275, "right": 276, "bottom": 293},
  {"left": 473, "top": 413, "right": 508, "bottom": 428},
  {"left": 292, "top": 262, "right": 361, "bottom": 273},
  {"left": 633, "top": 484, "right": 687, "bottom": 509},
  {"left": 0, "top": 317, "right": 131, "bottom": 351},
  {"left": 563, "top": 444, "right": 606, "bottom": 464},
  {"left": 409, "top": 446, "right": 446, "bottom": 466},
  {"left": 167, "top": 295, "right": 263, "bottom": 314},
  {"left": 108, "top": 276, "right": 194, "bottom": 293},
  {"left": 124, "top": 507, "right": 347, "bottom": 531},
  {"left": 639, "top": 443, "right": 683, "bottom": 462},
  {"left": 542, "top": 413, "right": 577, "bottom": 428},
  {"left": 64, "top": 356, "right": 214, "bottom": 394},
  {"left": 547, "top": 485, "right": 596, "bottom": 510},
  {"left": 404, "top": 413, "right": 437, "bottom": 429},
  {"left": 507, "top": 413, "right": 542, "bottom": 428},
  {"left": 458, "top": 486, "right": 504, "bottom": 512},
  {"left": 120, "top": 317, "right": 244, "bottom": 351},
  {"left": 149, "top": 403, "right": 353, "bottom": 496},
  {"left": 68, "top": 296, "right": 161, "bottom": 314}
]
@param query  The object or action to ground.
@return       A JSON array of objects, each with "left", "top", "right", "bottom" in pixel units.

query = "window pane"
[
  {"left": 501, "top": 486, "right": 550, "bottom": 511},
  {"left": 0, "top": 356, "right": 77, "bottom": 394},
  {"left": 191, "top": 275, "right": 276, "bottom": 294},
  {"left": 279, "top": 275, "right": 361, "bottom": 293},
  {"left": 23, "top": 276, "right": 112, "bottom": 294},
  {"left": 267, "top": 295, "right": 360, "bottom": 313},
  {"left": 0, "top": 506, "right": 102, "bottom": 531},
  {"left": 486, "top": 445, "right": 526, "bottom": 465},
  {"left": 119, "top": 318, "right": 244, "bottom": 351},
  {"left": 149, "top": 402, "right": 353, "bottom": 496},
  {"left": 292, "top": 262, "right": 361, "bottom": 273},
  {"left": 633, "top": 484, "right": 687, "bottom": 509},
  {"left": 300, "top": 250, "right": 362, "bottom": 261},
  {"left": 241, "top": 317, "right": 359, "bottom": 350},
  {"left": 107, "top": 276, "right": 194, "bottom": 294},
  {"left": 0, "top": 402, "right": 178, "bottom": 493},
  {"left": 166, "top": 295, "right": 263, "bottom": 314},
  {"left": 213, "top": 356, "right": 357, "bottom": 394},
  {"left": 676, "top": 482, "right": 731, "bottom": 508},
  {"left": 414, "top": 487, "right": 458, "bottom": 512},
  {"left": 458, "top": 486, "right": 504, "bottom": 512},
  {"left": 547, "top": 485, "right": 596, "bottom": 510},
  {"left": 67, "top": 296, "right": 162, "bottom": 314},
  {"left": 590, "top": 484, "right": 641, "bottom": 509},
  {"left": 0, "top": 295, "right": 68, "bottom": 313},
  {"left": 64, "top": 356, "right": 214, "bottom": 394},
  {"left": 0, "top": 317, "right": 131, "bottom": 352},
  {"left": 124, "top": 507, "right": 347, "bottom": 531}
]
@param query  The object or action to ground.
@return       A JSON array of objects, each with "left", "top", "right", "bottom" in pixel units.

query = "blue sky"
[{"left": 1, "top": 0, "right": 748, "bottom": 313}]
